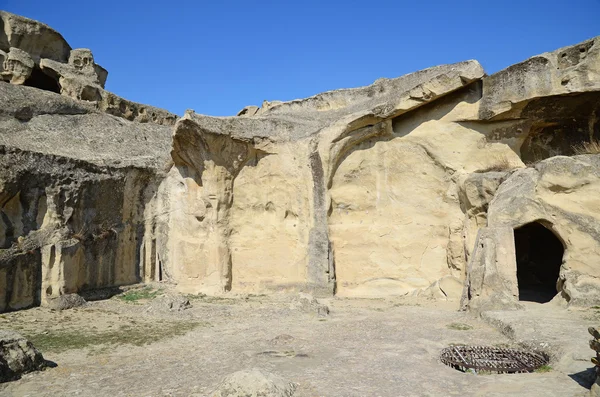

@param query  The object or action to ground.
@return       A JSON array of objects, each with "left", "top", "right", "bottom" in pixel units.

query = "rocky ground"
[{"left": 0, "top": 285, "right": 595, "bottom": 396}]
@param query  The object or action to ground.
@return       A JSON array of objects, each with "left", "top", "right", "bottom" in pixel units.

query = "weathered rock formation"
[
  {"left": 464, "top": 155, "right": 600, "bottom": 309},
  {"left": 0, "top": 76, "right": 173, "bottom": 311},
  {"left": 0, "top": 330, "right": 46, "bottom": 382},
  {"left": 1, "top": 10, "right": 599, "bottom": 312},
  {"left": 0, "top": 47, "right": 34, "bottom": 84},
  {"left": 0, "top": 11, "right": 176, "bottom": 126}
]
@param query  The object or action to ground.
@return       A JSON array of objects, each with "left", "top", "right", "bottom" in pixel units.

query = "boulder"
[
  {"left": 422, "top": 275, "right": 464, "bottom": 300},
  {"left": 0, "top": 330, "right": 46, "bottom": 383},
  {"left": 210, "top": 368, "right": 296, "bottom": 397},
  {"left": 45, "top": 293, "right": 86, "bottom": 310},
  {"left": 438, "top": 275, "right": 465, "bottom": 299}
]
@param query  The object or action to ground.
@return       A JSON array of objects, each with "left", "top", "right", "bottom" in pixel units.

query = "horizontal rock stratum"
[{"left": 1, "top": 10, "right": 599, "bottom": 312}]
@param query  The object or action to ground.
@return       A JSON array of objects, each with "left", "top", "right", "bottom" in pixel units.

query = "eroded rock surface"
[
  {"left": 0, "top": 330, "right": 46, "bottom": 383},
  {"left": 0, "top": 82, "right": 172, "bottom": 311},
  {"left": 1, "top": 10, "right": 600, "bottom": 312},
  {"left": 488, "top": 155, "right": 600, "bottom": 306},
  {"left": 162, "top": 61, "right": 498, "bottom": 297},
  {"left": 0, "top": 47, "right": 33, "bottom": 84},
  {"left": 0, "top": 11, "right": 176, "bottom": 126},
  {"left": 0, "top": 11, "right": 71, "bottom": 64},
  {"left": 289, "top": 293, "right": 329, "bottom": 317}
]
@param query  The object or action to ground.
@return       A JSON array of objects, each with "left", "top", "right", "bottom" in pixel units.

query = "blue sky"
[{"left": 3, "top": 0, "right": 600, "bottom": 116}]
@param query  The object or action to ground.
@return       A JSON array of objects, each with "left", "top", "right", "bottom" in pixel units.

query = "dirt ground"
[{"left": 0, "top": 284, "right": 595, "bottom": 397}]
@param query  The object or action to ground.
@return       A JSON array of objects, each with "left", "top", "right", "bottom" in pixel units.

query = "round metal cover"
[{"left": 440, "top": 345, "right": 550, "bottom": 373}]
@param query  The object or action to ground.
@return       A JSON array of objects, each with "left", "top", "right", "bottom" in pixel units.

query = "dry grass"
[
  {"left": 117, "top": 287, "right": 162, "bottom": 303},
  {"left": 572, "top": 140, "right": 600, "bottom": 155},
  {"left": 479, "top": 153, "right": 515, "bottom": 172},
  {"left": 72, "top": 227, "right": 87, "bottom": 242}
]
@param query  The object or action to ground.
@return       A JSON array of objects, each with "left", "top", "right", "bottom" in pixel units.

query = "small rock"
[
  {"left": 146, "top": 294, "right": 192, "bottom": 313},
  {"left": 317, "top": 305, "right": 330, "bottom": 317},
  {"left": 0, "top": 330, "right": 46, "bottom": 383},
  {"left": 289, "top": 293, "right": 329, "bottom": 317},
  {"left": 46, "top": 293, "right": 87, "bottom": 311},
  {"left": 211, "top": 368, "right": 296, "bottom": 397}
]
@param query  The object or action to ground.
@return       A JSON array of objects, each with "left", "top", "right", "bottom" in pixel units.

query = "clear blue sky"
[{"left": 3, "top": 0, "right": 599, "bottom": 116}]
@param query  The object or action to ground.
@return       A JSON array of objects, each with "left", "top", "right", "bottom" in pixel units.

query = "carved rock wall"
[
  {"left": 0, "top": 147, "right": 159, "bottom": 311},
  {"left": 1, "top": 10, "right": 600, "bottom": 311},
  {"left": 0, "top": 82, "right": 171, "bottom": 312},
  {"left": 487, "top": 155, "right": 600, "bottom": 306}
]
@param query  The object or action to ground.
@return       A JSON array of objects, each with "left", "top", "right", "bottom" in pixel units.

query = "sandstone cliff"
[{"left": 1, "top": 10, "right": 599, "bottom": 311}]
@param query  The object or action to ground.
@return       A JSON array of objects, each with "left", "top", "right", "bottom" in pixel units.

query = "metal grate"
[{"left": 440, "top": 345, "right": 549, "bottom": 373}]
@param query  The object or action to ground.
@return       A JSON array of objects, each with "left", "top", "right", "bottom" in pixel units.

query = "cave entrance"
[
  {"left": 23, "top": 67, "right": 61, "bottom": 93},
  {"left": 514, "top": 222, "right": 564, "bottom": 303}
]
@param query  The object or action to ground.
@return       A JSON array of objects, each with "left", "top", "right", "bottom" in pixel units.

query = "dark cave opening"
[
  {"left": 23, "top": 67, "right": 61, "bottom": 93},
  {"left": 514, "top": 222, "right": 564, "bottom": 303}
]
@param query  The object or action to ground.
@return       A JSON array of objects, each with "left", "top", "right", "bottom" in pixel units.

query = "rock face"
[
  {"left": 0, "top": 11, "right": 71, "bottom": 64},
  {"left": 162, "top": 61, "right": 499, "bottom": 296},
  {"left": 210, "top": 368, "right": 297, "bottom": 397},
  {"left": 461, "top": 155, "right": 600, "bottom": 311},
  {"left": 0, "top": 330, "right": 46, "bottom": 382},
  {"left": 0, "top": 82, "right": 172, "bottom": 311},
  {"left": 1, "top": 11, "right": 600, "bottom": 311},
  {"left": 460, "top": 227, "right": 523, "bottom": 313},
  {"left": 475, "top": 36, "right": 600, "bottom": 163},
  {"left": 0, "top": 11, "right": 176, "bottom": 126}
]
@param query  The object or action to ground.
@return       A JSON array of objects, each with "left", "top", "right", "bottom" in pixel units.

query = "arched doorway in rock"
[{"left": 514, "top": 222, "right": 564, "bottom": 303}]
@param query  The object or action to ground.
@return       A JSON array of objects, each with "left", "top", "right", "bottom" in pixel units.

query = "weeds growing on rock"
[
  {"left": 572, "top": 140, "right": 600, "bottom": 155},
  {"left": 72, "top": 227, "right": 87, "bottom": 242},
  {"left": 479, "top": 153, "right": 515, "bottom": 173},
  {"left": 92, "top": 222, "right": 118, "bottom": 240},
  {"left": 118, "top": 287, "right": 162, "bottom": 303}
]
